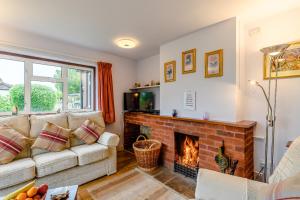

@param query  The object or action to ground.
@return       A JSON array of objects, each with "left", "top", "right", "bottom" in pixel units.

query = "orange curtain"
[{"left": 97, "top": 62, "right": 115, "bottom": 124}]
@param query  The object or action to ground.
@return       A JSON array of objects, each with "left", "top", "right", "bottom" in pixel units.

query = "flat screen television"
[{"left": 123, "top": 92, "right": 154, "bottom": 112}]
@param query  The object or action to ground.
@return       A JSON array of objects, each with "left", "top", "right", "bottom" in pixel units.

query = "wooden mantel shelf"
[{"left": 127, "top": 112, "right": 256, "bottom": 129}]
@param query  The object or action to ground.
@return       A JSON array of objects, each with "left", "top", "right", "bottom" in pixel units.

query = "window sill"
[{"left": 0, "top": 109, "right": 95, "bottom": 117}]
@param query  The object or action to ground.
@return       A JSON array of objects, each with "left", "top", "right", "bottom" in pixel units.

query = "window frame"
[{"left": 0, "top": 52, "right": 95, "bottom": 115}]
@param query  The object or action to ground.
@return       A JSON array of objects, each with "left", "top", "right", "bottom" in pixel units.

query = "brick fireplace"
[{"left": 124, "top": 112, "right": 256, "bottom": 179}]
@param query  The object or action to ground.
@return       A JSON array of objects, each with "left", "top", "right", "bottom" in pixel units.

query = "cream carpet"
[{"left": 87, "top": 168, "right": 189, "bottom": 200}]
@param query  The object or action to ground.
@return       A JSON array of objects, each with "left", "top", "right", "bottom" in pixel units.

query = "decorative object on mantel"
[
  {"left": 183, "top": 90, "right": 196, "bottom": 110},
  {"left": 249, "top": 42, "right": 290, "bottom": 182},
  {"left": 182, "top": 48, "right": 196, "bottom": 74},
  {"left": 172, "top": 109, "right": 178, "bottom": 117},
  {"left": 133, "top": 135, "right": 162, "bottom": 172},
  {"left": 205, "top": 49, "right": 223, "bottom": 78},
  {"left": 134, "top": 82, "right": 141, "bottom": 88},
  {"left": 215, "top": 141, "right": 229, "bottom": 173},
  {"left": 264, "top": 41, "right": 300, "bottom": 79},
  {"left": 203, "top": 112, "right": 209, "bottom": 120},
  {"left": 164, "top": 60, "right": 176, "bottom": 82}
]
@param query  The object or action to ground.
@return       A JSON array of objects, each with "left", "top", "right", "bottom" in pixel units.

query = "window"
[
  {"left": 0, "top": 54, "right": 94, "bottom": 114},
  {"left": 0, "top": 58, "right": 25, "bottom": 112},
  {"left": 67, "top": 68, "right": 92, "bottom": 110}
]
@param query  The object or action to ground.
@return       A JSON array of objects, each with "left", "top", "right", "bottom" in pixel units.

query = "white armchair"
[{"left": 195, "top": 136, "right": 300, "bottom": 200}]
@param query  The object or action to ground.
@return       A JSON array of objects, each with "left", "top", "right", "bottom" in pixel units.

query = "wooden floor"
[{"left": 78, "top": 151, "right": 196, "bottom": 199}]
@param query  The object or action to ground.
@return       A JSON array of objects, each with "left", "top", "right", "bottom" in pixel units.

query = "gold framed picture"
[
  {"left": 205, "top": 49, "right": 223, "bottom": 78},
  {"left": 264, "top": 41, "right": 300, "bottom": 79},
  {"left": 182, "top": 48, "right": 196, "bottom": 74},
  {"left": 164, "top": 60, "right": 176, "bottom": 82}
]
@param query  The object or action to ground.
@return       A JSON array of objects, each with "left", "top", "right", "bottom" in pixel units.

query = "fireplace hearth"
[{"left": 174, "top": 132, "right": 199, "bottom": 179}]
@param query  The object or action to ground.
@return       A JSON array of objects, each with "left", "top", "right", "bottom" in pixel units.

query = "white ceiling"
[{"left": 0, "top": 0, "right": 299, "bottom": 60}]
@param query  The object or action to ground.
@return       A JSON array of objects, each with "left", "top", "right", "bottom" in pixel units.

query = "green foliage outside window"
[
  {"left": 6, "top": 84, "right": 58, "bottom": 112},
  {"left": 0, "top": 95, "right": 13, "bottom": 112},
  {"left": 55, "top": 68, "right": 81, "bottom": 94}
]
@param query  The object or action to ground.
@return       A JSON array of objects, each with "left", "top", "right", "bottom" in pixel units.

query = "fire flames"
[{"left": 178, "top": 136, "right": 199, "bottom": 168}]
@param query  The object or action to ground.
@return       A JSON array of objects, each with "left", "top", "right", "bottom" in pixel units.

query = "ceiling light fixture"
[{"left": 115, "top": 38, "right": 137, "bottom": 49}]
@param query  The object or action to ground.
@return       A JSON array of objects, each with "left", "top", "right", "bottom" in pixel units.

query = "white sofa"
[
  {"left": 0, "top": 111, "right": 119, "bottom": 196},
  {"left": 195, "top": 136, "right": 300, "bottom": 200}
]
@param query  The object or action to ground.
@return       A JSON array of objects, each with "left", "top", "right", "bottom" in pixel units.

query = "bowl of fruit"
[{"left": 4, "top": 181, "right": 48, "bottom": 200}]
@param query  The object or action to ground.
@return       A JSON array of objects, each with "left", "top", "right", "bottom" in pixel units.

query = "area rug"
[{"left": 87, "top": 168, "right": 189, "bottom": 200}]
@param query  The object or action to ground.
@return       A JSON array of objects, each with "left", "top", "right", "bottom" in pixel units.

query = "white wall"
[
  {"left": 160, "top": 18, "right": 238, "bottom": 120},
  {"left": 0, "top": 25, "right": 137, "bottom": 149},
  {"left": 136, "top": 54, "right": 160, "bottom": 110},
  {"left": 137, "top": 54, "right": 160, "bottom": 84},
  {"left": 242, "top": 7, "right": 300, "bottom": 171}
]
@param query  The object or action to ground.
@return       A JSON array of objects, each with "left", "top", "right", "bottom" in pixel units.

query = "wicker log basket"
[{"left": 133, "top": 135, "right": 162, "bottom": 172}]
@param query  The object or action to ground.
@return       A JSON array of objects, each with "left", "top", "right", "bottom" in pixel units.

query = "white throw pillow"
[
  {"left": 258, "top": 172, "right": 300, "bottom": 200},
  {"left": 269, "top": 136, "right": 300, "bottom": 184}
]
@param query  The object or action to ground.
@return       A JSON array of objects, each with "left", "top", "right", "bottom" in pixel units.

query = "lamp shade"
[{"left": 260, "top": 43, "right": 290, "bottom": 56}]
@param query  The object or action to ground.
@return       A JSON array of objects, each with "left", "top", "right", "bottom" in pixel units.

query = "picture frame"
[
  {"left": 164, "top": 60, "right": 176, "bottom": 82},
  {"left": 182, "top": 48, "right": 196, "bottom": 74},
  {"left": 205, "top": 49, "right": 223, "bottom": 78},
  {"left": 263, "top": 41, "right": 300, "bottom": 79}
]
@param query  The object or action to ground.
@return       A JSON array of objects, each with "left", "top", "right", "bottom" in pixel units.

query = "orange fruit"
[
  {"left": 16, "top": 192, "right": 27, "bottom": 200},
  {"left": 25, "top": 198, "right": 33, "bottom": 200},
  {"left": 27, "top": 187, "right": 38, "bottom": 198}
]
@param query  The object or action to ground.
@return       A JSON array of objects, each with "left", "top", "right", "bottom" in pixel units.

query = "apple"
[
  {"left": 33, "top": 194, "right": 41, "bottom": 200},
  {"left": 37, "top": 184, "right": 48, "bottom": 196}
]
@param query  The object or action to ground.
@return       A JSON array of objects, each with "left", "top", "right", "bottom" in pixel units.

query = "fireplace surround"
[{"left": 124, "top": 112, "right": 256, "bottom": 179}]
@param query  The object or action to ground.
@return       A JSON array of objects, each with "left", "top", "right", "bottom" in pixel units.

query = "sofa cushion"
[
  {"left": 258, "top": 172, "right": 300, "bottom": 200},
  {"left": 33, "top": 149, "right": 77, "bottom": 177},
  {"left": 70, "top": 143, "right": 109, "bottom": 166},
  {"left": 73, "top": 119, "right": 105, "bottom": 144},
  {"left": 32, "top": 122, "right": 71, "bottom": 153},
  {"left": 0, "top": 158, "right": 35, "bottom": 189},
  {"left": 269, "top": 136, "right": 300, "bottom": 184},
  {"left": 30, "top": 113, "right": 69, "bottom": 156},
  {"left": 68, "top": 111, "right": 105, "bottom": 130},
  {"left": 0, "top": 115, "right": 30, "bottom": 159},
  {"left": 30, "top": 113, "right": 68, "bottom": 138},
  {"left": 0, "top": 125, "right": 28, "bottom": 164},
  {"left": 68, "top": 111, "right": 105, "bottom": 147}
]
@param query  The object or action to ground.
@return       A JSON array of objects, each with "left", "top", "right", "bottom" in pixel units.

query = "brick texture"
[{"left": 124, "top": 112, "right": 255, "bottom": 179}]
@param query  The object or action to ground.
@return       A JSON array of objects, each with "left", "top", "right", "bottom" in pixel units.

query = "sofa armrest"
[
  {"left": 97, "top": 132, "right": 120, "bottom": 147},
  {"left": 195, "top": 169, "right": 248, "bottom": 200}
]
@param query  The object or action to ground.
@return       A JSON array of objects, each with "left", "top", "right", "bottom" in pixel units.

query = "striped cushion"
[
  {"left": 0, "top": 125, "right": 28, "bottom": 164},
  {"left": 73, "top": 119, "right": 105, "bottom": 144},
  {"left": 32, "top": 122, "right": 71, "bottom": 152}
]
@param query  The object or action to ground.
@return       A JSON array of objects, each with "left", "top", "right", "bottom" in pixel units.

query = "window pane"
[
  {"left": 31, "top": 81, "right": 63, "bottom": 112},
  {"left": 68, "top": 68, "right": 92, "bottom": 110},
  {"left": 0, "top": 59, "right": 25, "bottom": 112},
  {"left": 33, "top": 63, "right": 61, "bottom": 78}
]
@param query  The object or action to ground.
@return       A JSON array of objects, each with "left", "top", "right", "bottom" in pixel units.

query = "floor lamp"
[{"left": 249, "top": 43, "right": 290, "bottom": 182}]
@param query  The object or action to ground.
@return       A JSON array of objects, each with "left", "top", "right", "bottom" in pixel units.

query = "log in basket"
[{"left": 133, "top": 135, "right": 162, "bottom": 171}]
